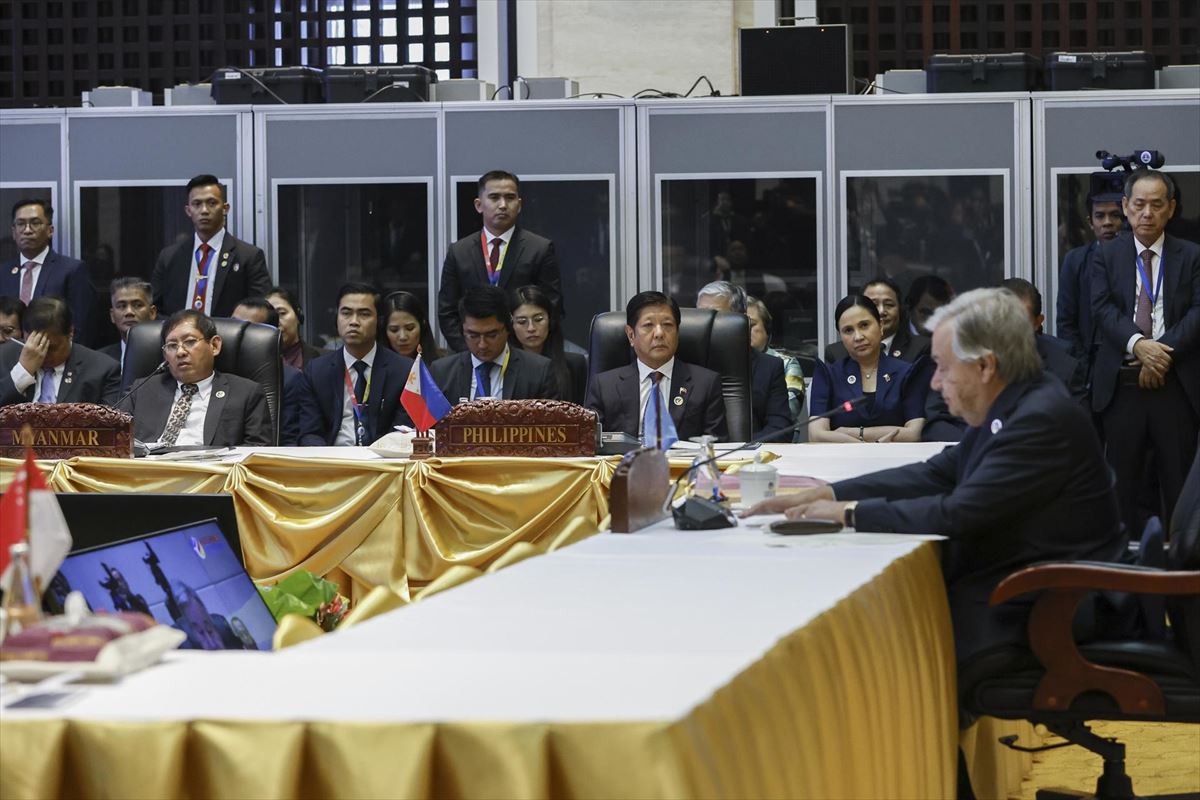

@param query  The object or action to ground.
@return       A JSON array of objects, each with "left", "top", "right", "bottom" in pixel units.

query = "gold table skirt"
[
  {"left": 1, "top": 543, "right": 958, "bottom": 799},
  {"left": 0, "top": 454, "right": 617, "bottom": 601}
]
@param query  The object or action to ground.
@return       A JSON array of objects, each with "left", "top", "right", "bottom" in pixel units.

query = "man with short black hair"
[
  {"left": 1000, "top": 277, "right": 1086, "bottom": 404},
  {"left": 437, "top": 170, "right": 561, "bottom": 352},
  {"left": 1057, "top": 190, "right": 1123, "bottom": 361},
  {"left": 825, "top": 276, "right": 930, "bottom": 363},
  {"left": 429, "top": 284, "right": 559, "bottom": 403},
  {"left": 126, "top": 309, "right": 272, "bottom": 447},
  {"left": 0, "top": 296, "right": 119, "bottom": 406},
  {"left": 151, "top": 174, "right": 271, "bottom": 318},
  {"left": 586, "top": 291, "right": 726, "bottom": 443},
  {"left": 297, "top": 282, "right": 414, "bottom": 446},
  {"left": 102, "top": 277, "right": 158, "bottom": 373},
  {"left": 1, "top": 199, "right": 96, "bottom": 345},
  {"left": 0, "top": 296, "right": 24, "bottom": 344}
]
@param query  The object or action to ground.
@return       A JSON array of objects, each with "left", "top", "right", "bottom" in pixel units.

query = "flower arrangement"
[{"left": 256, "top": 571, "right": 349, "bottom": 632}]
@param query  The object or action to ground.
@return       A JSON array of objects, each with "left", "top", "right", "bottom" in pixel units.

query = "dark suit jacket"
[
  {"left": 1090, "top": 232, "right": 1200, "bottom": 414},
  {"left": 151, "top": 232, "right": 271, "bottom": 318},
  {"left": 297, "top": 346, "right": 414, "bottom": 446},
  {"left": 0, "top": 340, "right": 120, "bottom": 407},
  {"left": 279, "top": 364, "right": 305, "bottom": 447},
  {"left": 751, "top": 350, "right": 792, "bottom": 441},
  {"left": 833, "top": 373, "right": 1125, "bottom": 661},
  {"left": 1037, "top": 332, "right": 1087, "bottom": 404},
  {"left": 585, "top": 360, "right": 727, "bottom": 441},
  {"left": 824, "top": 327, "right": 931, "bottom": 364},
  {"left": 428, "top": 348, "right": 560, "bottom": 404},
  {"left": 811, "top": 354, "right": 924, "bottom": 429},
  {"left": 437, "top": 227, "right": 561, "bottom": 352},
  {"left": 0, "top": 250, "right": 95, "bottom": 346},
  {"left": 564, "top": 351, "right": 588, "bottom": 405},
  {"left": 1056, "top": 240, "right": 1099, "bottom": 360},
  {"left": 128, "top": 371, "right": 272, "bottom": 447}
]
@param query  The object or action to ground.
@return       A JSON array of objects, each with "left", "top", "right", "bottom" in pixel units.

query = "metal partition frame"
[
  {"left": 1032, "top": 90, "right": 1200, "bottom": 334},
  {"left": 0, "top": 110, "right": 69, "bottom": 255}
]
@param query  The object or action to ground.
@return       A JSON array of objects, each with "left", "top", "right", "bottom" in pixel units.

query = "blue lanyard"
[{"left": 1136, "top": 250, "right": 1163, "bottom": 308}]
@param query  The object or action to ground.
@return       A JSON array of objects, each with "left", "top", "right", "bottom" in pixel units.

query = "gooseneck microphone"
[
  {"left": 113, "top": 361, "right": 168, "bottom": 411},
  {"left": 666, "top": 396, "right": 870, "bottom": 529}
]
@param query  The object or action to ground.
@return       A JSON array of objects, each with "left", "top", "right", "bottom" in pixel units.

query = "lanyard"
[
  {"left": 1136, "top": 250, "right": 1163, "bottom": 308},
  {"left": 480, "top": 232, "right": 505, "bottom": 285},
  {"left": 343, "top": 366, "right": 371, "bottom": 437}
]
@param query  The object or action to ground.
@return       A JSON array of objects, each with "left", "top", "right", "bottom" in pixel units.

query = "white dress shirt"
[
  {"left": 185, "top": 229, "right": 226, "bottom": 316},
  {"left": 159, "top": 373, "right": 215, "bottom": 446},
  {"left": 1126, "top": 233, "right": 1166, "bottom": 355},
  {"left": 482, "top": 225, "right": 515, "bottom": 277},
  {"left": 469, "top": 344, "right": 509, "bottom": 400},
  {"left": 9, "top": 359, "right": 65, "bottom": 401},
  {"left": 636, "top": 357, "right": 675, "bottom": 437},
  {"left": 338, "top": 344, "right": 376, "bottom": 446}
]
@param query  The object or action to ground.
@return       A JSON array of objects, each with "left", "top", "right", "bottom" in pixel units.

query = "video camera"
[{"left": 1091, "top": 149, "right": 1168, "bottom": 201}]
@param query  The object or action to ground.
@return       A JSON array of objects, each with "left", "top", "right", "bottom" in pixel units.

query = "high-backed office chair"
[
  {"left": 958, "top": 449, "right": 1200, "bottom": 800},
  {"left": 124, "top": 318, "right": 283, "bottom": 446},
  {"left": 588, "top": 308, "right": 753, "bottom": 441}
]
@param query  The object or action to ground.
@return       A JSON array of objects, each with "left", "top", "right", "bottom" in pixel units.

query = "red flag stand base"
[{"left": 409, "top": 433, "right": 434, "bottom": 460}]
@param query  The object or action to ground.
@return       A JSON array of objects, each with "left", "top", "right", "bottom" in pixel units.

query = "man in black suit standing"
[
  {"left": 126, "top": 310, "right": 271, "bottom": 447},
  {"left": 1, "top": 199, "right": 95, "bottom": 346},
  {"left": 437, "top": 170, "right": 561, "bottom": 353},
  {"left": 1000, "top": 278, "right": 1087, "bottom": 404},
  {"left": 586, "top": 291, "right": 727, "bottom": 444},
  {"left": 1091, "top": 169, "right": 1200, "bottom": 539},
  {"left": 429, "top": 285, "right": 559, "bottom": 404},
  {"left": 825, "top": 276, "right": 930, "bottom": 363},
  {"left": 297, "top": 283, "right": 413, "bottom": 446},
  {"left": 150, "top": 174, "right": 271, "bottom": 319},
  {"left": 1056, "top": 189, "right": 1123, "bottom": 364},
  {"left": 746, "top": 288, "right": 1124, "bottom": 662},
  {"left": 0, "top": 296, "right": 119, "bottom": 406}
]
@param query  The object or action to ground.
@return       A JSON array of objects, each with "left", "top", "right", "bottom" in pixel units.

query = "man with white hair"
[{"left": 745, "top": 288, "right": 1125, "bottom": 661}]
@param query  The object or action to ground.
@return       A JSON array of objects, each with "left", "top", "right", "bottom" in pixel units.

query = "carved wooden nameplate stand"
[
  {"left": 609, "top": 447, "right": 671, "bottom": 533},
  {"left": 0, "top": 403, "right": 134, "bottom": 459},
  {"left": 409, "top": 433, "right": 434, "bottom": 460},
  {"left": 435, "top": 399, "right": 598, "bottom": 458}
]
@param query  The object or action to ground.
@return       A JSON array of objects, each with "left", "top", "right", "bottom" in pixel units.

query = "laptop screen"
[{"left": 54, "top": 519, "right": 277, "bottom": 651}]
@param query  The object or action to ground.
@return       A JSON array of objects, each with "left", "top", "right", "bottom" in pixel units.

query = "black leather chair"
[
  {"left": 958, "top": 448, "right": 1200, "bottom": 800},
  {"left": 587, "top": 308, "right": 753, "bottom": 441},
  {"left": 124, "top": 318, "right": 283, "bottom": 446}
]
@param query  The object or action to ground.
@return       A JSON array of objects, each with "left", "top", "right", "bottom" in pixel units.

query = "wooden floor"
[{"left": 1014, "top": 721, "right": 1200, "bottom": 799}]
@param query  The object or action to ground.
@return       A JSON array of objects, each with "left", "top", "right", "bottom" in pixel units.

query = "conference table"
[{"left": 0, "top": 443, "right": 1033, "bottom": 798}]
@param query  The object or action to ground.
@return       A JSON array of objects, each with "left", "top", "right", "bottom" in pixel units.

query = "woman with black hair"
[
  {"left": 266, "top": 286, "right": 322, "bottom": 369},
  {"left": 809, "top": 295, "right": 925, "bottom": 443},
  {"left": 382, "top": 290, "right": 441, "bottom": 361},
  {"left": 509, "top": 284, "right": 586, "bottom": 404}
]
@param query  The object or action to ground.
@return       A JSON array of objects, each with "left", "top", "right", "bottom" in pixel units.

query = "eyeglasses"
[
  {"left": 13, "top": 220, "right": 47, "bottom": 231},
  {"left": 162, "top": 337, "right": 208, "bottom": 354},
  {"left": 513, "top": 314, "right": 547, "bottom": 327}
]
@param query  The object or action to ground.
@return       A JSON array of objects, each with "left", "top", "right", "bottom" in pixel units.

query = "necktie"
[
  {"left": 1135, "top": 250, "right": 1154, "bottom": 338},
  {"left": 475, "top": 361, "right": 493, "bottom": 398},
  {"left": 37, "top": 369, "right": 56, "bottom": 404},
  {"left": 191, "top": 243, "right": 213, "bottom": 311},
  {"left": 160, "top": 383, "right": 199, "bottom": 446},
  {"left": 19, "top": 262, "right": 34, "bottom": 304},
  {"left": 487, "top": 238, "right": 502, "bottom": 285},
  {"left": 642, "top": 371, "right": 664, "bottom": 449},
  {"left": 351, "top": 360, "right": 369, "bottom": 445}
]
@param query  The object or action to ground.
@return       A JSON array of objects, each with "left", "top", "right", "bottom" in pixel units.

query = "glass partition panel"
[
  {"left": 660, "top": 177, "right": 819, "bottom": 363},
  {"left": 78, "top": 185, "right": 197, "bottom": 290},
  {"left": 454, "top": 178, "right": 612, "bottom": 352},
  {"left": 277, "top": 182, "right": 430, "bottom": 348},
  {"left": 1, "top": 186, "right": 56, "bottom": 265},
  {"left": 846, "top": 174, "right": 1007, "bottom": 315}
]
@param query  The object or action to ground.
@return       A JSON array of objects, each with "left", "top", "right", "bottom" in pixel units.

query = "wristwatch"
[{"left": 843, "top": 501, "right": 859, "bottom": 529}]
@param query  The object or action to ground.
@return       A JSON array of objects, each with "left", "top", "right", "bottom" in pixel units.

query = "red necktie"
[
  {"left": 19, "top": 262, "right": 34, "bottom": 304},
  {"left": 192, "top": 243, "right": 213, "bottom": 311},
  {"left": 487, "top": 238, "right": 502, "bottom": 285}
]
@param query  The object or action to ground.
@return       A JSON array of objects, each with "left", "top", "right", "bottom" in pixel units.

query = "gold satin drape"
[
  {"left": 0, "top": 454, "right": 617, "bottom": 601},
  {"left": 0, "top": 543, "right": 958, "bottom": 799}
]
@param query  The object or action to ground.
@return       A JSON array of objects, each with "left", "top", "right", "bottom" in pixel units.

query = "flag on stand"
[
  {"left": 401, "top": 354, "right": 453, "bottom": 433},
  {"left": 0, "top": 444, "right": 72, "bottom": 587}
]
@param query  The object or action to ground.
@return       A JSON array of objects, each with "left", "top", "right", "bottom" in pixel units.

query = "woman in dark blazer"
[
  {"left": 381, "top": 290, "right": 442, "bottom": 362},
  {"left": 809, "top": 295, "right": 926, "bottom": 443},
  {"left": 509, "top": 284, "right": 586, "bottom": 404}
]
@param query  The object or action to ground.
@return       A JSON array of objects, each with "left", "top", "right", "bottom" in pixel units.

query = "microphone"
[
  {"left": 113, "top": 361, "right": 168, "bottom": 411},
  {"left": 665, "top": 396, "right": 870, "bottom": 530}
]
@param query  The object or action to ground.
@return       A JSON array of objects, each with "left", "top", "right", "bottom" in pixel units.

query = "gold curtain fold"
[{"left": 0, "top": 542, "right": 959, "bottom": 800}]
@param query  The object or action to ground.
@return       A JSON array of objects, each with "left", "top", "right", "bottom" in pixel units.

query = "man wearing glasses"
[
  {"left": 1, "top": 199, "right": 96, "bottom": 346},
  {"left": 127, "top": 309, "right": 271, "bottom": 447},
  {"left": 429, "top": 285, "right": 559, "bottom": 404}
]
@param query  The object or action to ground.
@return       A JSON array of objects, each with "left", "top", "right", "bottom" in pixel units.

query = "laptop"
[{"left": 52, "top": 519, "right": 277, "bottom": 651}]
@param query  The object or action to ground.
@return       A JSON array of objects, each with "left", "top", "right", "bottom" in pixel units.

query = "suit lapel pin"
[
  {"left": 63, "top": 374, "right": 73, "bottom": 384},
  {"left": 9, "top": 267, "right": 16, "bottom": 275},
  {"left": 990, "top": 419, "right": 1002, "bottom": 434},
  {"left": 883, "top": 373, "right": 891, "bottom": 382},
  {"left": 892, "top": 349, "right": 901, "bottom": 357},
  {"left": 232, "top": 263, "right": 240, "bottom": 272},
  {"left": 221, "top": 251, "right": 230, "bottom": 262},
  {"left": 215, "top": 390, "right": 226, "bottom": 399},
  {"left": 673, "top": 395, "right": 684, "bottom": 406},
  {"left": 847, "top": 374, "right": 857, "bottom": 385}
]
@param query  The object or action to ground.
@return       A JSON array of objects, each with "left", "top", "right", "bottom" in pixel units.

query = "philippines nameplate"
[
  {"left": 0, "top": 402, "right": 134, "bottom": 459},
  {"left": 435, "top": 399, "right": 598, "bottom": 457}
]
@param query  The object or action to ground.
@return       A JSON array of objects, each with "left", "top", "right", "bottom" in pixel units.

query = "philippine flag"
[{"left": 401, "top": 354, "right": 453, "bottom": 432}]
